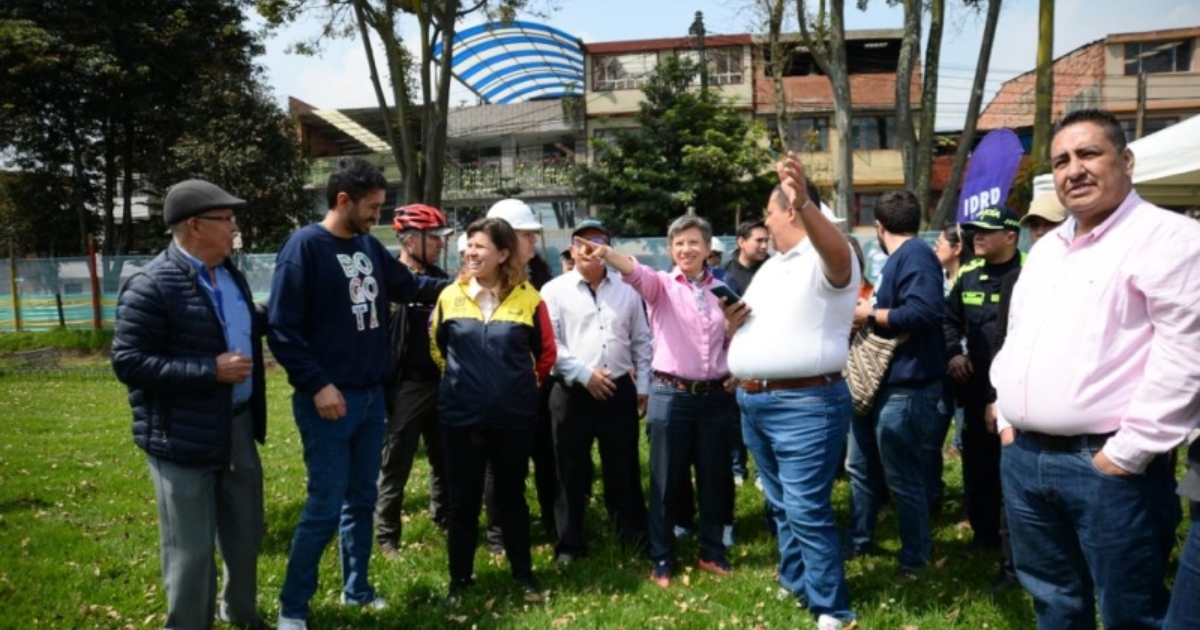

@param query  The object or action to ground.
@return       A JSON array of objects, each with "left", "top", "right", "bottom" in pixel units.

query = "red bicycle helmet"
[{"left": 392, "top": 204, "right": 452, "bottom": 235}]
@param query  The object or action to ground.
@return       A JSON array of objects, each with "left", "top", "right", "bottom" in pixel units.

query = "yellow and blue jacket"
[{"left": 430, "top": 279, "right": 555, "bottom": 429}]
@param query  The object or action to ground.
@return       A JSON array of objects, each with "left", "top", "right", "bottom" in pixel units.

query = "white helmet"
[
  {"left": 486, "top": 198, "right": 542, "bottom": 231},
  {"left": 456, "top": 232, "right": 468, "bottom": 255},
  {"left": 710, "top": 236, "right": 724, "bottom": 254}
]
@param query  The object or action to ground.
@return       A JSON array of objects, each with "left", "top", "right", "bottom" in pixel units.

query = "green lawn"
[{"left": 0, "top": 367, "right": 1160, "bottom": 629}]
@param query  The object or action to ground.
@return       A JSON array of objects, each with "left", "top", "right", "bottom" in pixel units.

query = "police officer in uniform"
[{"left": 943, "top": 205, "right": 1023, "bottom": 561}]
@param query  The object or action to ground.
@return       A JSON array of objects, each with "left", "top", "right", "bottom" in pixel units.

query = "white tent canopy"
[{"left": 1130, "top": 113, "right": 1200, "bottom": 207}]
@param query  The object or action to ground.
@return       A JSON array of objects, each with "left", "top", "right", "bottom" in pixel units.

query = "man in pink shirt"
[{"left": 991, "top": 108, "right": 1200, "bottom": 629}]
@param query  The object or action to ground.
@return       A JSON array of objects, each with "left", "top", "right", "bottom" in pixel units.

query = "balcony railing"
[
  {"left": 303, "top": 155, "right": 576, "bottom": 199},
  {"left": 443, "top": 161, "right": 576, "bottom": 199}
]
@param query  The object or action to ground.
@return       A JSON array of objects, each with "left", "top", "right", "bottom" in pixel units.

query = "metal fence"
[{"left": 0, "top": 232, "right": 921, "bottom": 332}]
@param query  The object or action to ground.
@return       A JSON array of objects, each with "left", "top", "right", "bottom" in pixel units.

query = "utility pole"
[
  {"left": 689, "top": 11, "right": 708, "bottom": 92},
  {"left": 1030, "top": 0, "right": 1054, "bottom": 171},
  {"left": 1135, "top": 71, "right": 1147, "bottom": 139}
]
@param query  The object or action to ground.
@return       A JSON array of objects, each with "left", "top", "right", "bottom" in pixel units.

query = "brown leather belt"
[{"left": 739, "top": 372, "right": 843, "bottom": 394}]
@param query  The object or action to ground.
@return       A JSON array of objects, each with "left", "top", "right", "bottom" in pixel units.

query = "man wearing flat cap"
[
  {"left": 942, "top": 204, "right": 1023, "bottom": 586},
  {"left": 112, "top": 179, "right": 270, "bottom": 629},
  {"left": 542, "top": 219, "right": 651, "bottom": 564}
]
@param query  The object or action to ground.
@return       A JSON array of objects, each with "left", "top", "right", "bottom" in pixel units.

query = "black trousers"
[
  {"left": 375, "top": 379, "right": 446, "bottom": 547},
  {"left": 549, "top": 375, "right": 647, "bottom": 557},
  {"left": 484, "top": 386, "right": 558, "bottom": 549},
  {"left": 962, "top": 399, "right": 1002, "bottom": 548},
  {"left": 443, "top": 425, "right": 535, "bottom": 582}
]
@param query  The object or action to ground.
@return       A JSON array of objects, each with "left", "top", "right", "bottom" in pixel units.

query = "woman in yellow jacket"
[{"left": 430, "top": 217, "right": 556, "bottom": 604}]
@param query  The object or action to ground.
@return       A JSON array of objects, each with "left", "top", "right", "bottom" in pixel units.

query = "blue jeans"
[
  {"left": 847, "top": 381, "right": 940, "bottom": 571},
  {"left": 280, "top": 387, "right": 386, "bottom": 619},
  {"left": 1166, "top": 502, "right": 1200, "bottom": 630},
  {"left": 1001, "top": 432, "right": 1180, "bottom": 629},
  {"left": 738, "top": 381, "right": 855, "bottom": 623},
  {"left": 927, "top": 386, "right": 957, "bottom": 503},
  {"left": 646, "top": 382, "right": 734, "bottom": 566}
]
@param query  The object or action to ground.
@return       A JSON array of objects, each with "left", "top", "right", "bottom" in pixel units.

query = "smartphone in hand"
[{"left": 709, "top": 284, "right": 742, "bottom": 304}]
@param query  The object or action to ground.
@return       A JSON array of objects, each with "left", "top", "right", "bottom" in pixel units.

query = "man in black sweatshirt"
[{"left": 268, "top": 157, "right": 446, "bottom": 630}]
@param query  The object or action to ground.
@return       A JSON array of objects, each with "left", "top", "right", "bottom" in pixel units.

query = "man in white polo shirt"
[{"left": 723, "top": 153, "right": 859, "bottom": 630}]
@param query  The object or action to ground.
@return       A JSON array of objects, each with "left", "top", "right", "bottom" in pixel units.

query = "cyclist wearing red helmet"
[{"left": 375, "top": 203, "right": 455, "bottom": 554}]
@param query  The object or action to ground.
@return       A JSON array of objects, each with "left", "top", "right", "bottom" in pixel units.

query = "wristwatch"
[{"left": 868, "top": 307, "right": 878, "bottom": 327}]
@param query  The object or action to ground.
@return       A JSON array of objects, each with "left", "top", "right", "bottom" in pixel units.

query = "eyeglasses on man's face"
[{"left": 194, "top": 214, "right": 237, "bottom": 226}]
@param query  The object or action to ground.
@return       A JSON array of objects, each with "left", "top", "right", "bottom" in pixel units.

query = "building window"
[
  {"left": 854, "top": 193, "right": 881, "bottom": 227},
  {"left": 767, "top": 118, "right": 830, "bottom": 151},
  {"left": 1124, "top": 40, "right": 1192, "bottom": 75},
  {"left": 677, "top": 47, "right": 744, "bottom": 85},
  {"left": 1118, "top": 117, "right": 1179, "bottom": 140},
  {"left": 593, "top": 53, "right": 657, "bottom": 91},
  {"left": 850, "top": 116, "right": 896, "bottom": 150}
]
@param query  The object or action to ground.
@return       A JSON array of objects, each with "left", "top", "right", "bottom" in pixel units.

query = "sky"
[{"left": 255, "top": 0, "right": 1200, "bottom": 131}]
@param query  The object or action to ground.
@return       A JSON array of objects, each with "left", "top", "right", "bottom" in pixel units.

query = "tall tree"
[
  {"left": 754, "top": 0, "right": 793, "bottom": 151},
  {"left": 574, "top": 55, "right": 770, "bottom": 236},
  {"left": 1030, "top": 0, "right": 1054, "bottom": 171},
  {"left": 256, "top": 0, "right": 540, "bottom": 208},
  {"left": 1, "top": 0, "right": 307, "bottom": 258},
  {"left": 163, "top": 73, "right": 314, "bottom": 252},
  {"left": 796, "top": 0, "right": 853, "bottom": 221},
  {"left": 894, "top": 0, "right": 921, "bottom": 190},
  {"left": 930, "top": 0, "right": 1003, "bottom": 230},
  {"left": 915, "top": 0, "right": 943, "bottom": 220}
]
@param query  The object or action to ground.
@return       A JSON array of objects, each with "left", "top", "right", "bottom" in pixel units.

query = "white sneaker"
[
  {"left": 722, "top": 525, "right": 735, "bottom": 548},
  {"left": 817, "top": 614, "right": 857, "bottom": 630},
  {"left": 276, "top": 615, "right": 307, "bottom": 630},
  {"left": 341, "top": 594, "right": 387, "bottom": 610}
]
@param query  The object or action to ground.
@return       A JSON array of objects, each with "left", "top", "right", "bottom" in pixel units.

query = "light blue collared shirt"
[{"left": 177, "top": 244, "right": 253, "bottom": 405}]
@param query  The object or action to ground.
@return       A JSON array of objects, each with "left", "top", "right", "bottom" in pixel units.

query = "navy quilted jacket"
[{"left": 111, "top": 243, "right": 267, "bottom": 467}]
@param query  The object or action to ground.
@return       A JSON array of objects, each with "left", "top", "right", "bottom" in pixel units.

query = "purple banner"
[{"left": 957, "top": 128, "right": 1024, "bottom": 224}]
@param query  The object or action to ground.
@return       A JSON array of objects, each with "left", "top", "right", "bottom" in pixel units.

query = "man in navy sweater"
[
  {"left": 845, "top": 190, "right": 946, "bottom": 575},
  {"left": 268, "top": 157, "right": 446, "bottom": 630}
]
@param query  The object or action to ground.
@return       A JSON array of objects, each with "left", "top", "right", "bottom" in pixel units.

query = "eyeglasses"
[{"left": 194, "top": 215, "right": 237, "bottom": 225}]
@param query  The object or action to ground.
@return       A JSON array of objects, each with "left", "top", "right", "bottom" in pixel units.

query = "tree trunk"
[
  {"left": 424, "top": 0, "right": 459, "bottom": 209},
  {"left": 930, "top": 0, "right": 1003, "bottom": 230},
  {"left": 895, "top": 0, "right": 921, "bottom": 190},
  {"left": 1030, "top": 0, "right": 1054, "bottom": 171},
  {"left": 765, "top": 0, "right": 790, "bottom": 150},
  {"left": 915, "top": 0, "right": 943, "bottom": 222},
  {"left": 121, "top": 119, "right": 134, "bottom": 255},
  {"left": 102, "top": 117, "right": 116, "bottom": 257},
  {"left": 797, "top": 0, "right": 852, "bottom": 222},
  {"left": 354, "top": 3, "right": 405, "bottom": 184}
]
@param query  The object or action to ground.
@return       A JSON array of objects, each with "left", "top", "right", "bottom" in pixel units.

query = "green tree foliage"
[
  {"left": 161, "top": 74, "right": 314, "bottom": 252},
  {"left": 0, "top": 0, "right": 308, "bottom": 256},
  {"left": 574, "top": 55, "right": 770, "bottom": 237}
]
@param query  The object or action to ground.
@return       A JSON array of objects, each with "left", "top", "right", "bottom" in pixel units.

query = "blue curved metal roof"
[{"left": 433, "top": 20, "right": 584, "bottom": 104}]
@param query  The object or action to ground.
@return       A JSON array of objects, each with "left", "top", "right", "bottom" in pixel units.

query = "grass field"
[{"left": 0, "top": 366, "right": 1178, "bottom": 629}]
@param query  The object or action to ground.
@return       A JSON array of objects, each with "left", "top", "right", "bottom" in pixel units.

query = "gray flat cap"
[{"left": 164, "top": 179, "right": 246, "bottom": 225}]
